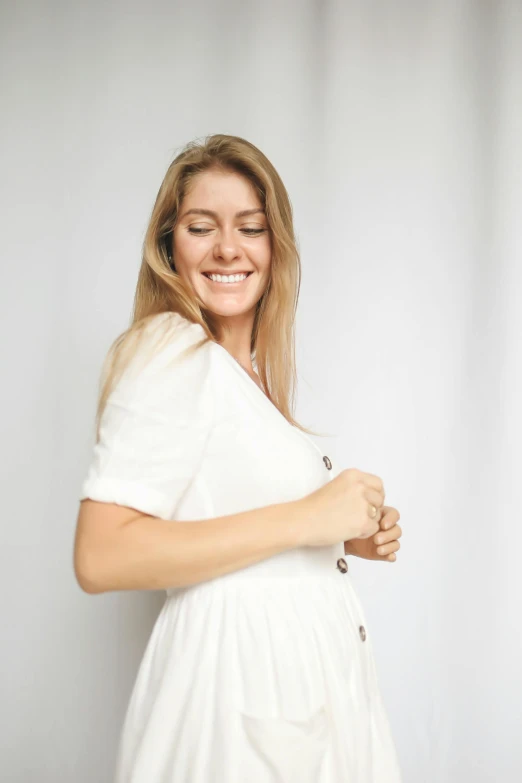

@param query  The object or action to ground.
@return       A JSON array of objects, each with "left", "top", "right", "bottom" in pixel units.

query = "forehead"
[{"left": 182, "top": 168, "right": 262, "bottom": 211}]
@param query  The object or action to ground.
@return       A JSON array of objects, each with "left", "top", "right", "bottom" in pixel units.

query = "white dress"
[{"left": 80, "top": 311, "right": 402, "bottom": 783}]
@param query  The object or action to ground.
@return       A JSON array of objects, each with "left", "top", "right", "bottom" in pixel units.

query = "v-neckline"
[
  {"left": 211, "top": 341, "right": 288, "bottom": 425},
  {"left": 210, "top": 341, "right": 331, "bottom": 466},
  {"left": 171, "top": 316, "right": 330, "bottom": 467}
]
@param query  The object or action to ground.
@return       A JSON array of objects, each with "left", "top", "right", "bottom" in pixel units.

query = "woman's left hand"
[{"left": 344, "top": 506, "right": 402, "bottom": 562}]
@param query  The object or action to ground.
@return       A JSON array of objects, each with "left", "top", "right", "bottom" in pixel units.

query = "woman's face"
[{"left": 172, "top": 168, "right": 271, "bottom": 318}]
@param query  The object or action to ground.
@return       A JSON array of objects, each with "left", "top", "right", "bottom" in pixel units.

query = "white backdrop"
[{"left": 1, "top": 1, "right": 521, "bottom": 781}]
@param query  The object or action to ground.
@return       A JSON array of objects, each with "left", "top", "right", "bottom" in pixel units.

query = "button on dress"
[{"left": 79, "top": 311, "right": 402, "bottom": 783}]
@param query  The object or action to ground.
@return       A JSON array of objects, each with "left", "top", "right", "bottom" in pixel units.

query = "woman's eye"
[{"left": 187, "top": 227, "right": 266, "bottom": 236}]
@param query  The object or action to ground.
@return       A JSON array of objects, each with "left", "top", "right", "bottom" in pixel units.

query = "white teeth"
[{"left": 206, "top": 273, "right": 249, "bottom": 283}]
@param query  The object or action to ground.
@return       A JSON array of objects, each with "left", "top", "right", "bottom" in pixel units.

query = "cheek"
[
  {"left": 253, "top": 237, "right": 272, "bottom": 270},
  {"left": 174, "top": 233, "right": 207, "bottom": 267}
]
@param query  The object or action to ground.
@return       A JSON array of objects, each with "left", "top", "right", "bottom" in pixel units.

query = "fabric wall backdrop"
[{"left": 1, "top": 1, "right": 520, "bottom": 780}]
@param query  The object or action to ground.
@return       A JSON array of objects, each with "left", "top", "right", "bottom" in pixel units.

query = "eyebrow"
[{"left": 178, "top": 208, "right": 266, "bottom": 220}]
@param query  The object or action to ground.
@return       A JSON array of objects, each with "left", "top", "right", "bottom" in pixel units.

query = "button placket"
[
  {"left": 290, "top": 434, "right": 344, "bottom": 573},
  {"left": 316, "top": 451, "right": 365, "bottom": 639}
]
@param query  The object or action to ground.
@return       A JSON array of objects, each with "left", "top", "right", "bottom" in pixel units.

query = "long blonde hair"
[{"left": 95, "top": 134, "right": 326, "bottom": 441}]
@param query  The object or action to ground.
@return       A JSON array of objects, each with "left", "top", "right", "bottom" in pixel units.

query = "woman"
[{"left": 74, "top": 134, "right": 403, "bottom": 782}]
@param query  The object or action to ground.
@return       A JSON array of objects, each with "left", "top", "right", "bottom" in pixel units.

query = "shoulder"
[
  {"left": 130, "top": 311, "right": 210, "bottom": 367},
  {"left": 140, "top": 311, "right": 207, "bottom": 350},
  {"left": 111, "top": 311, "right": 215, "bottom": 404}
]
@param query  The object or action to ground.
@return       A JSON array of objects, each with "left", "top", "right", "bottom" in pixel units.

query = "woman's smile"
[{"left": 202, "top": 271, "right": 254, "bottom": 286}]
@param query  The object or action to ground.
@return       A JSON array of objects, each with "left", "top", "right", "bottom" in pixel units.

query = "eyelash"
[{"left": 187, "top": 227, "right": 266, "bottom": 236}]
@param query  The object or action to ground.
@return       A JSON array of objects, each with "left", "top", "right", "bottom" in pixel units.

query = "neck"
[{"left": 216, "top": 312, "right": 255, "bottom": 372}]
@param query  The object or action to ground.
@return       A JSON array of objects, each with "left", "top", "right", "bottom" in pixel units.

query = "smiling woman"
[{"left": 75, "top": 133, "right": 402, "bottom": 783}]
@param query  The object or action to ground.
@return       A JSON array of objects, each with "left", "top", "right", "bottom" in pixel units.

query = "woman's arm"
[{"left": 74, "top": 498, "right": 309, "bottom": 594}]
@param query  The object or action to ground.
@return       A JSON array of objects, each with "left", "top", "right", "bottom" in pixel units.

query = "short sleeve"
[{"left": 79, "top": 312, "right": 215, "bottom": 520}]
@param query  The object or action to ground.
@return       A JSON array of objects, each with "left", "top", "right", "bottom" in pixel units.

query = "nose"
[{"left": 213, "top": 226, "right": 242, "bottom": 262}]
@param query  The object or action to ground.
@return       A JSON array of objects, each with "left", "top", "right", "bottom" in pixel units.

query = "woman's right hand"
[{"left": 297, "top": 468, "right": 385, "bottom": 548}]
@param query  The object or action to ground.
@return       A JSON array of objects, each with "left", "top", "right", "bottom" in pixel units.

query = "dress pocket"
[{"left": 238, "top": 703, "right": 330, "bottom": 783}]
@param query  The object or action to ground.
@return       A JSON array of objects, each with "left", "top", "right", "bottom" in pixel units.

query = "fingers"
[
  {"left": 356, "top": 520, "right": 381, "bottom": 540},
  {"left": 365, "top": 488, "right": 385, "bottom": 514},
  {"left": 375, "top": 538, "right": 401, "bottom": 557},
  {"left": 379, "top": 508, "right": 400, "bottom": 531},
  {"left": 375, "top": 523, "right": 402, "bottom": 546},
  {"left": 374, "top": 519, "right": 402, "bottom": 560},
  {"left": 358, "top": 470, "right": 385, "bottom": 495}
]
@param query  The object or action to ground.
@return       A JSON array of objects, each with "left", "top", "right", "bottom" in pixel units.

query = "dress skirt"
[{"left": 113, "top": 543, "right": 403, "bottom": 783}]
